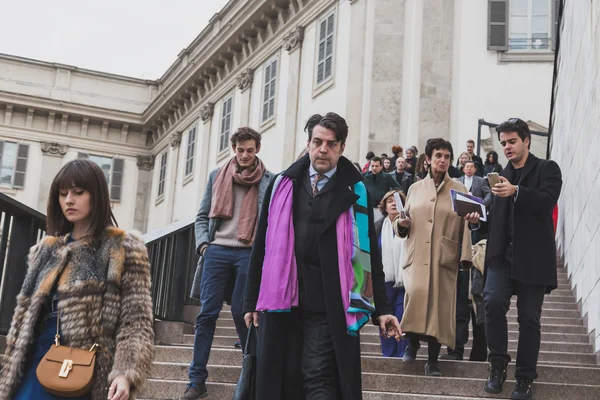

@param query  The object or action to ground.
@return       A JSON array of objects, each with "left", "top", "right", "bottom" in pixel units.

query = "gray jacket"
[
  {"left": 458, "top": 175, "right": 492, "bottom": 208},
  {"left": 190, "top": 165, "right": 273, "bottom": 298}
]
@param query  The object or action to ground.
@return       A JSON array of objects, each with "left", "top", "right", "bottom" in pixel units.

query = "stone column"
[
  {"left": 195, "top": 103, "right": 215, "bottom": 210},
  {"left": 134, "top": 155, "right": 155, "bottom": 233},
  {"left": 281, "top": 26, "right": 305, "bottom": 168},
  {"left": 237, "top": 69, "right": 254, "bottom": 126},
  {"left": 166, "top": 131, "right": 182, "bottom": 224},
  {"left": 38, "top": 142, "right": 69, "bottom": 212},
  {"left": 367, "top": 0, "right": 406, "bottom": 156}
]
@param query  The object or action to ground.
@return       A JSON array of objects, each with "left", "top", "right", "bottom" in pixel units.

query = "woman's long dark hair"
[
  {"left": 485, "top": 151, "right": 499, "bottom": 165},
  {"left": 47, "top": 159, "right": 118, "bottom": 238}
]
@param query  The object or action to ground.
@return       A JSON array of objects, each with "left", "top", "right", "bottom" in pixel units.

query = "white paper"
[
  {"left": 393, "top": 192, "right": 406, "bottom": 218},
  {"left": 455, "top": 193, "right": 487, "bottom": 221}
]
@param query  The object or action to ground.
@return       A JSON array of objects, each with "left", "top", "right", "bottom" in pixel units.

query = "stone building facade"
[
  {"left": 550, "top": 0, "right": 600, "bottom": 359},
  {"left": 0, "top": 0, "right": 555, "bottom": 233}
]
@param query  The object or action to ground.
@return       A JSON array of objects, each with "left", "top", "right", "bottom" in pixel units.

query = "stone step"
[
  {"left": 205, "top": 325, "right": 590, "bottom": 343},
  {"left": 150, "top": 356, "right": 600, "bottom": 385},
  {"left": 141, "top": 373, "right": 600, "bottom": 399},
  {"left": 155, "top": 344, "right": 598, "bottom": 367},
  {"left": 204, "top": 318, "right": 588, "bottom": 334}
]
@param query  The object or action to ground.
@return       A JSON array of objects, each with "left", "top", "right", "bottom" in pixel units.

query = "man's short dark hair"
[
  {"left": 305, "top": 113, "right": 349, "bottom": 145},
  {"left": 466, "top": 139, "right": 475, "bottom": 145},
  {"left": 464, "top": 160, "right": 476, "bottom": 167},
  {"left": 230, "top": 127, "right": 261, "bottom": 147},
  {"left": 425, "top": 138, "right": 454, "bottom": 159},
  {"left": 370, "top": 156, "right": 382, "bottom": 165},
  {"left": 366, "top": 151, "right": 375, "bottom": 160},
  {"left": 381, "top": 153, "right": 388, "bottom": 158},
  {"left": 496, "top": 118, "right": 531, "bottom": 149}
]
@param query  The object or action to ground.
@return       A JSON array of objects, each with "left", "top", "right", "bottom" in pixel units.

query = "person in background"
[
  {"left": 394, "top": 138, "right": 479, "bottom": 377},
  {"left": 448, "top": 155, "right": 462, "bottom": 179},
  {"left": 465, "top": 139, "right": 484, "bottom": 176},
  {"left": 458, "top": 161, "right": 492, "bottom": 207},
  {"left": 363, "top": 151, "right": 376, "bottom": 172},
  {"left": 184, "top": 127, "right": 273, "bottom": 400},
  {"left": 457, "top": 152, "right": 472, "bottom": 177},
  {"left": 390, "top": 145, "right": 404, "bottom": 167},
  {"left": 375, "top": 190, "right": 409, "bottom": 358},
  {"left": 243, "top": 113, "right": 401, "bottom": 400},
  {"left": 484, "top": 151, "right": 503, "bottom": 176},
  {"left": 405, "top": 146, "right": 418, "bottom": 173},
  {"left": 414, "top": 154, "right": 429, "bottom": 181},
  {"left": 363, "top": 157, "right": 402, "bottom": 219},
  {"left": 0, "top": 159, "right": 154, "bottom": 400},
  {"left": 392, "top": 157, "right": 414, "bottom": 194},
  {"left": 382, "top": 157, "right": 394, "bottom": 173}
]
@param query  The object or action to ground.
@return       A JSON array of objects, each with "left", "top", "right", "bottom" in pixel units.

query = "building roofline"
[{"left": 0, "top": 53, "right": 159, "bottom": 86}]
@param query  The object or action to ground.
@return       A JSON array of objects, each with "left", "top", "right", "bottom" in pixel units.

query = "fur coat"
[{"left": 0, "top": 227, "right": 155, "bottom": 400}]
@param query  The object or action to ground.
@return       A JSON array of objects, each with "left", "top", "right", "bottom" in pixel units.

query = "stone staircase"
[{"left": 143, "top": 265, "right": 600, "bottom": 399}]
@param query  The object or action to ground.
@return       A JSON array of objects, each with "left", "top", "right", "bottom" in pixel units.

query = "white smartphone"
[{"left": 488, "top": 172, "right": 501, "bottom": 188}]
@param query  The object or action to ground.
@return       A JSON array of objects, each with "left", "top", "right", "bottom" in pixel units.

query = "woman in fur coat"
[{"left": 0, "top": 159, "right": 154, "bottom": 400}]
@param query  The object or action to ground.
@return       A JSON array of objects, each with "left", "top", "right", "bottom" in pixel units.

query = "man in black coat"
[
  {"left": 243, "top": 113, "right": 400, "bottom": 400},
  {"left": 482, "top": 118, "right": 562, "bottom": 400},
  {"left": 362, "top": 157, "right": 401, "bottom": 217},
  {"left": 391, "top": 156, "right": 414, "bottom": 194}
]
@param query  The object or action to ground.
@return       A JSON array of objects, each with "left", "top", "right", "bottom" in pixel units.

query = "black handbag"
[{"left": 232, "top": 324, "right": 257, "bottom": 400}]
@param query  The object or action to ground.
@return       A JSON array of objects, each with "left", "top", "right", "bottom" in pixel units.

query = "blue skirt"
[{"left": 13, "top": 312, "right": 92, "bottom": 400}]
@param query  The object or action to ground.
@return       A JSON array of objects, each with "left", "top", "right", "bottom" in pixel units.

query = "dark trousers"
[
  {"left": 406, "top": 333, "right": 442, "bottom": 363},
  {"left": 483, "top": 265, "right": 546, "bottom": 380},
  {"left": 380, "top": 283, "right": 408, "bottom": 358},
  {"left": 189, "top": 245, "right": 251, "bottom": 384},
  {"left": 447, "top": 270, "right": 488, "bottom": 361},
  {"left": 256, "top": 309, "right": 342, "bottom": 400}
]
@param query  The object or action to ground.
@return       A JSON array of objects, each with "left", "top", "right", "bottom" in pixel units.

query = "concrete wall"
[{"left": 551, "top": 0, "right": 600, "bottom": 355}]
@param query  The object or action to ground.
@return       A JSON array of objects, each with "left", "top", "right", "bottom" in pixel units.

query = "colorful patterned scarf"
[{"left": 255, "top": 175, "right": 374, "bottom": 336}]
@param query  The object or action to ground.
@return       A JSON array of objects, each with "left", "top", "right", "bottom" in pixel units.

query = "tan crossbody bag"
[{"left": 36, "top": 310, "right": 99, "bottom": 397}]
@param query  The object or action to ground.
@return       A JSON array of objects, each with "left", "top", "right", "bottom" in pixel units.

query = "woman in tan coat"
[{"left": 395, "top": 138, "right": 479, "bottom": 377}]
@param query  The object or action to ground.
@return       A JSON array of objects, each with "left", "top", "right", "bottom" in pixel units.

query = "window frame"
[
  {"left": 261, "top": 56, "right": 279, "bottom": 126},
  {"left": 508, "top": 0, "right": 553, "bottom": 52},
  {"left": 218, "top": 94, "right": 234, "bottom": 154},
  {"left": 184, "top": 125, "right": 197, "bottom": 179},
  {"left": 157, "top": 151, "right": 168, "bottom": 200},
  {"left": 313, "top": 9, "right": 337, "bottom": 93}
]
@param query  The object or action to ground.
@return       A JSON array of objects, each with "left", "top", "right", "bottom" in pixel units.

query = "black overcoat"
[
  {"left": 484, "top": 153, "right": 562, "bottom": 291},
  {"left": 243, "top": 155, "right": 391, "bottom": 400}
]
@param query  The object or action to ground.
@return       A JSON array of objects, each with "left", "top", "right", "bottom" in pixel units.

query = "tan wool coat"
[
  {"left": 0, "top": 227, "right": 154, "bottom": 400},
  {"left": 396, "top": 173, "right": 473, "bottom": 348}
]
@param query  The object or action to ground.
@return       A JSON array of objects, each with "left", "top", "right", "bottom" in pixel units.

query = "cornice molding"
[
  {"left": 40, "top": 141, "right": 68, "bottom": 157},
  {"left": 236, "top": 69, "right": 255, "bottom": 91},
  {"left": 200, "top": 103, "right": 215, "bottom": 122},
  {"left": 283, "top": 26, "right": 305, "bottom": 52},
  {"left": 0, "top": 124, "right": 150, "bottom": 158},
  {"left": 136, "top": 155, "right": 155, "bottom": 171}
]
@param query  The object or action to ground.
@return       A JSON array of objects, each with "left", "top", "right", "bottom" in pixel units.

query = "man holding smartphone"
[{"left": 482, "top": 118, "right": 562, "bottom": 400}]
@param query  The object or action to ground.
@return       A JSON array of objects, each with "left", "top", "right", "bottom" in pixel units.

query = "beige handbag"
[{"left": 36, "top": 310, "right": 98, "bottom": 397}]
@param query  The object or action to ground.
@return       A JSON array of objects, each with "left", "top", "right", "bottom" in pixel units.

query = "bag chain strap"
[{"left": 54, "top": 304, "right": 99, "bottom": 352}]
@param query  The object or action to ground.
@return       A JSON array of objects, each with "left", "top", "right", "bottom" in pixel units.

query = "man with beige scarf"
[{"left": 182, "top": 127, "right": 273, "bottom": 400}]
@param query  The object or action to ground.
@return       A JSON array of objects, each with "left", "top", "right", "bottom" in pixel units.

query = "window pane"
[
  {"left": 326, "top": 36, "right": 333, "bottom": 57},
  {"left": 509, "top": 16, "right": 528, "bottom": 34},
  {"left": 532, "top": 15, "right": 549, "bottom": 33},
  {"left": 531, "top": 33, "right": 549, "bottom": 48},
  {"left": 325, "top": 57, "right": 332, "bottom": 78},
  {"left": 511, "top": 0, "right": 528, "bottom": 15},
  {"left": 319, "top": 41, "right": 325, "bottom": 61},
  {"left": 270, "top": 80, "right": 276, "bottom": 97},
  {"left": 89, "top": 155, "right": 112, "bottom": 183},
  {"left": 271, "top": 61, "right": 277, "bottom": 77},
  {"left": 262, "top": 103, "right": 269, "bottom": 121},
  {"left": 320, "top": 21, "right": 327, "bottom": 40},
  {"left": 269, "top": 99, "right": 275, "bottom": 117},
  {"left": 1, "top": 143, "right": 17, "bottom": 183},
  {"left": 317, "top": 63, "right": 324, "bottom": 83},
  {"left": 265, "top": 65, "right": 271, "bottom": 81},
  {"left": 264, "top": 82, "right": 270, "bottom": 100},
  {"left": 327, "top": 15, "right": 335, "bottom": 34},
  {"left": 509, "top": 34, "right": 528, "bottom": 50},
  {"left": 532, "top": 0, "right": 549, "bottom": 14}
]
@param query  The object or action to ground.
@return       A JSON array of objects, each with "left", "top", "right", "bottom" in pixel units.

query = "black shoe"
[
  {"left": 234, "top": 340, "right": 242, "bottom": 349},
  {"left": 440, "top": 352, "right": 463, "bottom": 361},
  {"left": 425, "top": 362, "right": 442, "bottom": 377},
  {"left": 511, "top": 379, "right": 533, "bottom": 400},
  {"left": 402, "top": 347, "right": 417, "bottom": 363},
  {"left": 484, "top": 357, "right": 508, "bottom": 394},
  {"left": 179, "top": 382, "right": 208, "bottom": 399}
]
